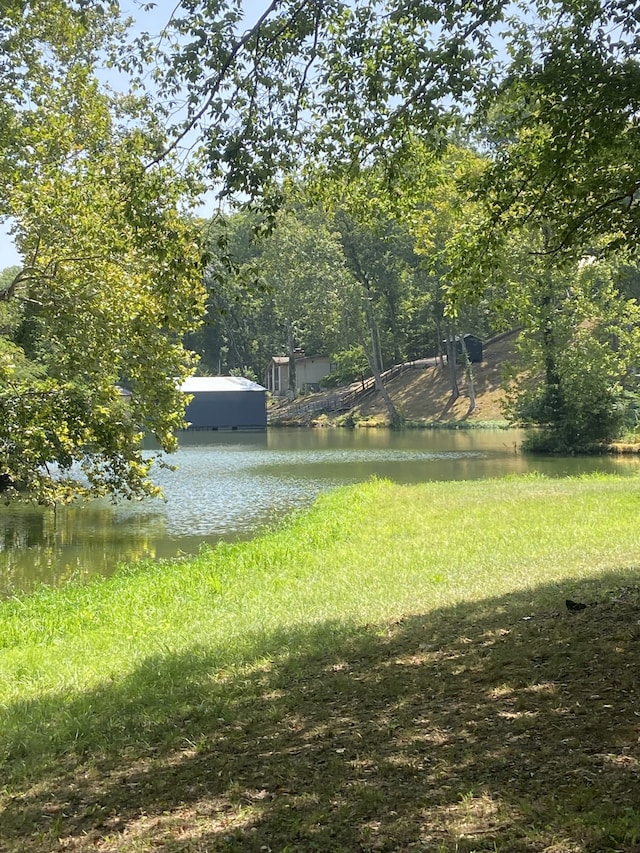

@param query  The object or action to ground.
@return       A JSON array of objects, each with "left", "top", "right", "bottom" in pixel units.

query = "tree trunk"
[
  {"left": 337, "top": 220, "right": 400, "bottom": 426},
  {"left": 539, "top": 275, "right": 564, "bottom": 424},
  {"left": 538, "top": 226, "right": 565, "bottom": 423},
  {"left": 435, "top": 317, "right": 445, "bottom": 368},
  {"left": 286, "top": 320, "right": 297, "bottom": 401},
  {"left": 363, "top": 290, "right": 383, "bottom": 376},
  {"left": 362, "top": 293, "right": 401, "bottom": 427},
  {"left": 460, "top": 334, "right": 477, "bottom": 415},
  {"left": 445, "top": 326, "right": 460, "bottom": 400},
  {"left": 362, "top": 339, "right": 402, "bottom": 428}
]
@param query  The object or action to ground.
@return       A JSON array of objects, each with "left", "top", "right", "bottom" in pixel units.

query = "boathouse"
[{"left": 180, "top": 376, "right": 267, "bottom": 430}]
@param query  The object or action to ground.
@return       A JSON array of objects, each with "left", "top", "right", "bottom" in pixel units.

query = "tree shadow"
[{"left": 2, "top": 572, "right": 640, "bottom": 852}]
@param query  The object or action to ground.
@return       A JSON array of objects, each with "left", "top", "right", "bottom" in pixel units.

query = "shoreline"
[{"left": 269, "top": 416, "right": 640, "bottom": 452}]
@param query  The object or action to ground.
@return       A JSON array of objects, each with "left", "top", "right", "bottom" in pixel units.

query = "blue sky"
[{"left": 0, "top": 226, "right": 19, "bottom": 270}]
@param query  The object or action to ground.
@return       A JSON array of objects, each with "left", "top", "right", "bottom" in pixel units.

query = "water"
[{"left": 1, "top": 428, "right": 639, "bottom": 596}]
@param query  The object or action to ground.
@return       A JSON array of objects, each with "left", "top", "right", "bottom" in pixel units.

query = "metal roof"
[{"left": 180, "top": 376, "right": 266, "bottom": 393}]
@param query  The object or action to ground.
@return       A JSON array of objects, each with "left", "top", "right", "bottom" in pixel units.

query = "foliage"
[
  {"left": 190, "top": 211, "right": 276, "bottom": 377},
  {"left": 195, "top": 191, "right": 454, "bottom": 386},
  {"left": 502, "top": 255, "right": 640, "bottom": 450},
  {"left": 322, "top": 344, "right": 369, "bottom": 387},
  {"left": 0, "top": 2, "right": 207, "bottom": 502},
  {"left": 196, "top": 202, "right": 354, "bottom": 382},
  {"left": 158, "top": 0, "right": 640, "bottom": 450},
  {"left": 5, "top": 0, "right": 640, "bottom": 481},
  {"left": 189, "top": 152, "right": 504, "bottom": 415},
  {"left": 156, "top": 0, "right": 507, "bottom": 205},
  {"left": 259, "top": 201, "right": 352, "bottom": 361},
  {"left": 472, "top": 0, "right": 640, "bottom": 259}
]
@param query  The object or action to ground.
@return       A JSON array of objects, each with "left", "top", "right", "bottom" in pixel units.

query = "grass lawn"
[{"left": 1, "top": 474, "right": 640, "bottom": 852}]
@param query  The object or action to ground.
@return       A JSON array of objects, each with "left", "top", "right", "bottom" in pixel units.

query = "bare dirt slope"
[
  {"left": 354, "top": 331, "right": 518, "bottom": 425},
  {"left": 270, "top": 331, "right": 519, "bottom": 427}
]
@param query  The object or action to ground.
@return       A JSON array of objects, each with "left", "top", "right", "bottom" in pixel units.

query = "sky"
[{"left": 0, "top": 225, "right": 19, "bottom": 270}]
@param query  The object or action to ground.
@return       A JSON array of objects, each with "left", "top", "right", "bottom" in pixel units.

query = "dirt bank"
[{"left": 269, "top": 331, "right": 518, "bottom": 427}]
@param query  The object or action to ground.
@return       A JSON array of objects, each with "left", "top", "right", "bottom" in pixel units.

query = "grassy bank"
[{"left": 2, "top": 475, "right": 640, "bottom": 852}]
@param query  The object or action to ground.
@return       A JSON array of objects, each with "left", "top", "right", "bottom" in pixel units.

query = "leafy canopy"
[
  {"left": 6, "top": 0, "right": 640, "bottom": 498},
  {"left": 0, "top": 1, "right": 207, "bottom": 502}
]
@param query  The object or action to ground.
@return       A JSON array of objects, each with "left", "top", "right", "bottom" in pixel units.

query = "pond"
[{"left": 1, "top": 427, "right": 639, "bottom": 596}]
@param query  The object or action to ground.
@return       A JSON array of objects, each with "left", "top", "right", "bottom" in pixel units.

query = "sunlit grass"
[
  {"left": 2, "top": 473, "right": 639, "bottom": 702},
  {"left": 2, "top": 473, "right": 640, "bottom": 851}
]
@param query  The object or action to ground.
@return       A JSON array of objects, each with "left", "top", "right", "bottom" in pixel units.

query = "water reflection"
[
  {"left": 0, "top": 504, "right": 165, "bottom": 593},
  {"left": 1, "top": 428, "right": 639, "bottom": 596}
]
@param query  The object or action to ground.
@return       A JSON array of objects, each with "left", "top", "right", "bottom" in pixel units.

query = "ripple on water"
[{"left": 2, "top": 429, "right": 639, "bottom": 594}]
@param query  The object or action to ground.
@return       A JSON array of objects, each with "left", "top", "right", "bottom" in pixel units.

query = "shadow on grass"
[{"left": 2, "top": 572, "right": 640, "bottom": 852}]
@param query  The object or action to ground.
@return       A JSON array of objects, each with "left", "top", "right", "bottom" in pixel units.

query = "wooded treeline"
[
  {"left": 190, "top": 174, "right": 494, "bottom": 392},
  {"left": 2, "top": 0, "right": 640, "bottom": 500}
]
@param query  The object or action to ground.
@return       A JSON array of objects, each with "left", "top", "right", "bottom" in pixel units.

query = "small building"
[
  {"left": 443, "top": 334, "right": 484, "bottom": 364},
  {"left": 180, "top": 376, "right": 267, "bottom": 430},
  {"left": 266, "top": 351, "right": 333, "bottom": 397},
  {"left": 116, "top": 385, "right": 133, "bottom": 402}
]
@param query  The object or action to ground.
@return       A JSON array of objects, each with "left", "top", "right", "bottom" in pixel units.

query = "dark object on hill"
[{"left": 566, "top": 599, "right": 588, "bottom": 612}]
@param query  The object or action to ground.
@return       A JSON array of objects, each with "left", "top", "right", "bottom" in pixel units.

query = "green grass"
[{"left": 2, "top": 474, "right": 640, "bottom": 852}]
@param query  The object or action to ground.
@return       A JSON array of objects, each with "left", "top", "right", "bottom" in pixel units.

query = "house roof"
[
  {"left": 180, "top": 376, "right": 266, "bottom": 393},
  {"left": 270, "top": 354, "right": 329, "bottom": 365}
]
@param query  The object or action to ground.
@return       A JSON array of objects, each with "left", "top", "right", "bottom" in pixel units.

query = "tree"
[
  {"left": 0, "top": 2, "right": 207, "bottom": 502},
  {"left": 399, "top": 141, "right": 496, "bottom": 406},
  {"left": 331, "top": 210, "right": 402, "bottom": 426},
  {"left": 141, "top": 0, "right": 640, "bottom": 269},
  {"left": 494, "top": 237, "right": 640, "bottom": 450},
  {"left": 9, "top": 0, "right": 634, "bottom": 483},
  {"left": 155, "top": 0, "right": 640, "bottom": 269},
  {"left": 471, "top": 0, "right": 640, "bottom": 259},
  {"left": 191, "top": 211, "right": 278, "bottom": 378},
  {"left": 149, "top": 0, "right": 509, "bottom": 208},
  {"left": 194, "top": 200, "right": 352, "bottom": 389},
  {"left": 259, "top": 200, "right": 349, "bottom": 397}
]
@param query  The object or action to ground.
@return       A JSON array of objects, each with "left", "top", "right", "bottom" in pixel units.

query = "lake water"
[{"left": 2, "top": 427, "right": 639, "bottom": 596}]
